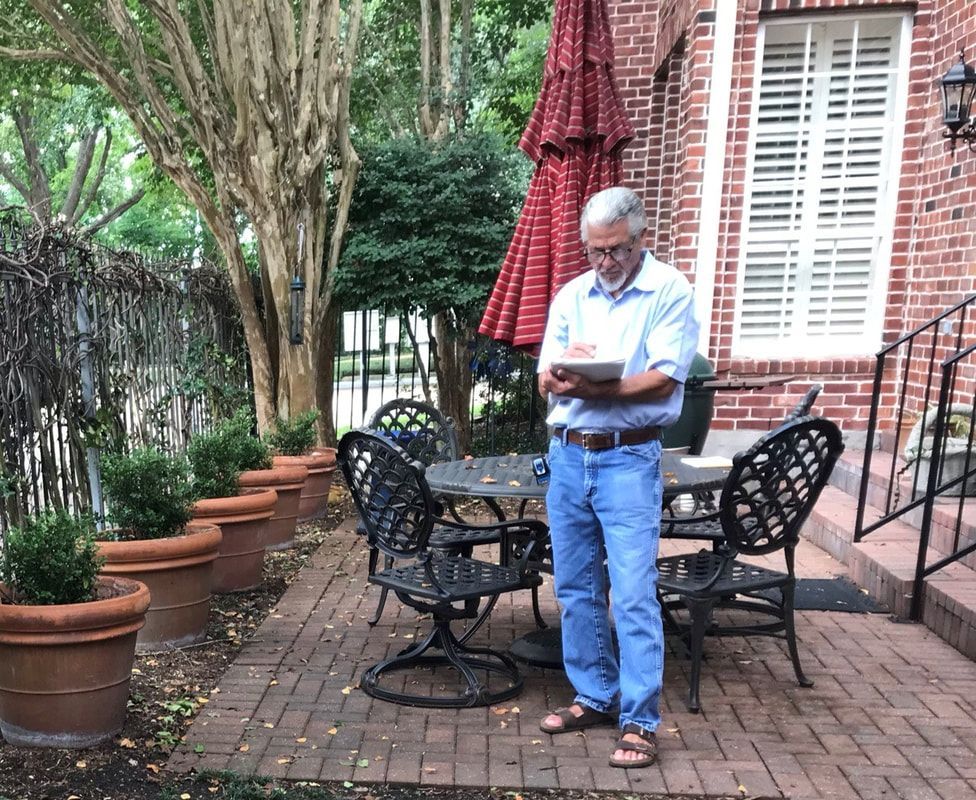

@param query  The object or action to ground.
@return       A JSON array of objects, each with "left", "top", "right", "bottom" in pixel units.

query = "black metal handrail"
[
  {"left": 855, "top": 294, "right": 975, "bottom": 543},
  {"left": 910, "top": 342, "right": 976, "bottom": 620},
  {"left": 854, "top": 294, "right": 975, "bottom": 622}
]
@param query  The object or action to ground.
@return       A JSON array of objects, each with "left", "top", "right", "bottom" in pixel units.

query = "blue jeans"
[{"left": 546, "top": 435, "right": 664, "bottom": 732}]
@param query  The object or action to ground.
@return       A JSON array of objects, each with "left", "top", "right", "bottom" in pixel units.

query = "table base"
[{"left": 509, "top": 626, "right": 620, "bottom": 671}]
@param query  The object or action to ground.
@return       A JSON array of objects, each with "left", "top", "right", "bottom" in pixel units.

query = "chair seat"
[
  {"left": 661, "top": 516, "right": 724, "bottom": 543},
  {"left": 372, "top": 554, "right": 542, "bottom": 602},
  {"left": 657, "top": 551, "right": 789, "bottom": 598},
  {"left": 429, "top": 524, "right": 501, "bottom": 550}
]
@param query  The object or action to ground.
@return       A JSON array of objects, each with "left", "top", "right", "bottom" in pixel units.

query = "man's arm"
[{"left": 539, "top": 365, "right": 677, "bottom": 403}]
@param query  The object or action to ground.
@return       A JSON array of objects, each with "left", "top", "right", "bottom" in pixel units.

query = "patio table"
[
  {"left": 426, "top": 450, "right": 731, "bottom": 668},
  {"left": 425, "top": 451, "right": 729, "bottom": 519}
]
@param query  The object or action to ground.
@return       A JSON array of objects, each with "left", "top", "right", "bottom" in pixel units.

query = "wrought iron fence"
[
  {"left": 0, "top": 212, "right": 248, "bottom": 533},
  {"left": 330, "top": 309, "right": 547, "bottom": 456}
]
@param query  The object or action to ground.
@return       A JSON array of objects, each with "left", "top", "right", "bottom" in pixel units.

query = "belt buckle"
[{"left": 582, "top": 432, "right": 608, "bottom": 450}]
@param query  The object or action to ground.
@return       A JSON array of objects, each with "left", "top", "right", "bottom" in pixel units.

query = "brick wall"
[{"left": 608, "top": 0, "right": 976, "bottom": 431}]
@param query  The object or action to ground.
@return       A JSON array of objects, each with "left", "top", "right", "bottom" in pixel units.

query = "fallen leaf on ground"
[
  {"left": 296, "top": 737, "right": 307, "bottom": 743},
  {"left": 75, "top": 761, "right": 86, "bottom": 769},
  {"left": 508, "top": 480, "right": 521, "bottom": 487},
  {"left": 327, "top": 727, "right": 338, "bottom": 735},
  {"left": 239, "top": 744, "right": 250, "bottom": 752},
  {"left": 146, "top": 764, "right": 161, "bottom": 774},
  {"left": 479, "top": 475, "right": 497, "bottom": 484},
  {"left": 118, "top": 738, "right": 137, "bottom": 749}
]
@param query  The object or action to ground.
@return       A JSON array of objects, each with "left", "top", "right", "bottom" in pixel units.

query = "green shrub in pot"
[
  {"left": 188, "top": 408, "right": 271, "bottom": 500},
  {"left": 0, "top": 509, "right": 104, "bottom": 605},
  {"left": 100, "top": 447, "right": 195, "bottom": 540},
  {"left": 265, "top": 410, "right": 320, "bottom": 456}
]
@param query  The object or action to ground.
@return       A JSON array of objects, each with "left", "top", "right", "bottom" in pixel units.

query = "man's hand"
[
  {"left": 562, "top": 342, "right": 597, "bottom": 359},
  {"left": 539, "top": 365, "right": 615, "bottom": 400}
]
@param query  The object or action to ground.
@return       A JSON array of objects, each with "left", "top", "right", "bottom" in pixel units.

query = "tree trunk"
[{"left": 432, "top": 311, "right": 473, "bottom": 453}]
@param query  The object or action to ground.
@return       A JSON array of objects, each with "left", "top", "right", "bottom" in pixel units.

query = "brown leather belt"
[{"left": 554, "top": 426, "right": 662, "bottom": 451}]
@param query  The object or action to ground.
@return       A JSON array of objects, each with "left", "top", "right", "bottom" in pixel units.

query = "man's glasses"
[{"left": 583, "top": 237, "right": 639, "bottom": 265}]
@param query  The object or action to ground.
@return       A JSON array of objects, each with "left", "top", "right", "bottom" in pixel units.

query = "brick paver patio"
[{"left": 169, "top": 514, "right": 976, "bottom": 799}]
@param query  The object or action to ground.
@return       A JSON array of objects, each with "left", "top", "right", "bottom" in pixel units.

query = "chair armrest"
[{"left": 497, "top": 520, "right": 551, "bottom": 576}]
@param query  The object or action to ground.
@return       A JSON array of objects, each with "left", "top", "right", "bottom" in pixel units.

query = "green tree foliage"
[
  {"left": 349, "top": 0, "right": 550, "bottom": 143},
  {"left": 1, "top": 509, "right": 103, "bottom": 605},
  {"left": 0, "top": 77, "right": 149, "bottom": 234},
  {"left": 100, "top": 448, "right": 195, "bottom": 540},
  {"left": 335, "top": 134, "right": 526, "bottom": 331},
  {"left": 474, "top": 21, "right": 549, "bottom": 144}
]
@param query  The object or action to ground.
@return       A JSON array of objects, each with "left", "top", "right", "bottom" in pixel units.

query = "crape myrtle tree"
[
  {"left": 0, "top": 61, "right": 147, "bottom": 235},
  {"left": 0, "top": 0, "right": 364, "bottom": 438},
  {"left": 333, "top": 134, "right": 525, "bottom": 451}
]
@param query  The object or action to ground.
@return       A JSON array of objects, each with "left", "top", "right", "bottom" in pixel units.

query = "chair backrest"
[
  {"left": 783, "top": 383, "right": 823, "bottom": 422},
  {"left": 368, "top": 398, "right": 460, "bottom": 466},
  {"left": 719, "top": 416, "right": 843, "bottom": 556},
  {"left": 338, "top": 430, "right": 436, "bottom": 559}
]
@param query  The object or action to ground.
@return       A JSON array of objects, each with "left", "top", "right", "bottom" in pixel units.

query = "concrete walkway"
[{"left": 169, "top": 515, "right": 976, "bottom": 799}]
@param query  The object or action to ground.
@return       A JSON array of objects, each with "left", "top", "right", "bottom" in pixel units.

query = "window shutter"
[{"left": 735, "top": 16, "right": 907, "bottom": 354}]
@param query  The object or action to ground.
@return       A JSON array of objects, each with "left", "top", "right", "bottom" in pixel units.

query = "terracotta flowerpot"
[
  {"left": 97, "top": 522, "right": 222, "bottom": 650},
  {"left": 0, "top": 576, "right": 150, "bottom": 748},
  {"left": 191, "top": 488, "right": 276, "bottom": 593},
  {"left": 239, "top": 465, "right": 308, "bottom": 550},
  {"left": 273, "top": 447, "right": 337, "bottom": 522}
]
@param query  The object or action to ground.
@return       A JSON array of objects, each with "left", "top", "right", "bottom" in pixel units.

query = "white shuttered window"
[{"left": 733, "top": 14, "right": 911, "bottom": 356}]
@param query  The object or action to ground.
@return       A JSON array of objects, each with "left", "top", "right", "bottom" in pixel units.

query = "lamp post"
[
  {"left": 940, "top": 50, "right": 976, "bottom": 151},
  {"left": 289, "top": 224, "right": 306, "bottom": 345}
]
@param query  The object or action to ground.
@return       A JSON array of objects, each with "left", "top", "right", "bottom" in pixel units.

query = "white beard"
[{"left": 596, "top": 269, "right": 630, "bottom": 294}]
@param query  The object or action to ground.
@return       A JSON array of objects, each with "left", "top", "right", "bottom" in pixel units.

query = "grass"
[{"left": 335, "top": 353, "right": 415, "bottom": 380}]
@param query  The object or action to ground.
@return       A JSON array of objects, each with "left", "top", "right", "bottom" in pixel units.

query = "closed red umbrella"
[{"left": 479, "top": 0, "right": 634, "bottom": 353}]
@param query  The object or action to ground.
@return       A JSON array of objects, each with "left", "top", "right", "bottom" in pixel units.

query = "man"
[{"left": 536, "top": 186, "right": 699, "bottom": 768}]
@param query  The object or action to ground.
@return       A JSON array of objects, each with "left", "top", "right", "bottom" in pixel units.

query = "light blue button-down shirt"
[{"left": 537, "top": 250, "right": 700, "bottom": 431}]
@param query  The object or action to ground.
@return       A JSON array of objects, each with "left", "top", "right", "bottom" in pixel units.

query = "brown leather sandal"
[
  {"left": 608, "top": 722, "right": 658, "bottom": 768},
  {"left": 539, "top": 705, "right": 615, "bottom": 734}
]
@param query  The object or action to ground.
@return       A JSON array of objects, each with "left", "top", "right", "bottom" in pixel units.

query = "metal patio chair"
[
  {"left": 661, "top": 383, "right": 825, "bottom": 547},
  {"left": 656, "top": 416, "right": 844, "bottom": 713},
  {"left": 362, "top": 398, "right": 498, "bottom": 626},
  {"left": 338, "top": 429, "right": 548, "bottom": 708},
  {"left": 368, "top": 397, "right": 460, "bottom": 468}
]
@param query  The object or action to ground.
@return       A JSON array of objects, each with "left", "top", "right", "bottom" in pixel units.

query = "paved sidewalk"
[{"left": 169, "top": 516, "right": 976, "bottom": 799}]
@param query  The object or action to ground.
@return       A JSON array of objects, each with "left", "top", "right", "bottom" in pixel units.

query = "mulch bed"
[{"left": 0, "top": 497, "right": 353, "bottom": 800}]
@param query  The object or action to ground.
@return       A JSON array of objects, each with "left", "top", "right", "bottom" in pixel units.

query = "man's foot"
[
  {"left": 539, "top": 704, "right": 615, "bottom": 734},
  {"left": 608, "top": 723, "right": 657, "bottom": 768}
]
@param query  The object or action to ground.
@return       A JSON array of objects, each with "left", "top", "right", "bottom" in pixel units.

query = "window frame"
[{"left": 731, "top": 10, "right": 913, "bottom": 359}]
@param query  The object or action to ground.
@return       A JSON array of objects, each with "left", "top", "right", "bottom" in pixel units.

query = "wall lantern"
[
  {"left": 289, "top": 223, "right": 306, "bottom": 345},
  {"left": 940, "top": 50, "right": 976, "bottom": 151}
]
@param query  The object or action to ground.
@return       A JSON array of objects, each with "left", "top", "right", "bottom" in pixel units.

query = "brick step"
[
  {"left": 806, "top": 476, "right": 976, "bottom": 661},
  {"left": 830, "top": 448, "right": 976, "bottom": 571}
]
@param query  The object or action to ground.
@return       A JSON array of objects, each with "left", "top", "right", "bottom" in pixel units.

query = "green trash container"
[{"left": 662, "top": 353, "right": 716, "bottom": 455}]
